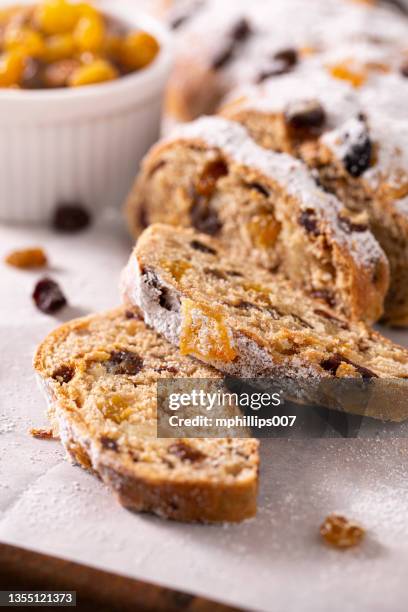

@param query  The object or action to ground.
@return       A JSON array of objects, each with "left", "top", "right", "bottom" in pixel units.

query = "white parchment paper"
[{"left": 0, "top": 216, "right": 407, "bottom": 612}]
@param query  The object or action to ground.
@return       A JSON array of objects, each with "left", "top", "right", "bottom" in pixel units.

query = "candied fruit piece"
[
  {"left": 246, "top": 214, "right": 281, "bottom": 248},
  {"left": 4, "top": 27, "right": 45, "bottom": 58},
  {"left": 328, "top": 61, "right": 367, "bottom": 88},
  {"left": 5, "top": 247, "right": 47, "bottom": 269},
  {"left": 0, "top": 50, "right": 25, "bottom": 87},
  {"left": 36, "top": 0, "right": 80, "bottom": 35},
  {"left": 180, "top": 298, "right": 237, "bottom": 362},
  {"left": 43, "top": 33, "right": 76, "bottom": 62},
  {"left": 320, "top": 513, "right": 365, "bottom": 549},
  {"left": 74, "top": 14, "right": 105, "bottom": 53},
  {"left": 32, "top": 278, "right": 67, "bottom": 314},
  {"left": 30, "top": 428, "right": 54, "bottom": 439},
  {"left": 120, "top": 30, "right": 160, "bottom": 71},
  {"left": 69, "top": 58, "right": 118, "bottom": 86}
]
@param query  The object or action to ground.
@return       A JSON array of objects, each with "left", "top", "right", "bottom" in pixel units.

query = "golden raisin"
[
  {"left": 120, "top": 31, "right": 160, "bottom": 71},
  {"left": 161, "top": 259, "right": 191, "bottom": 282},
  {"left": 246, "top": 214, "right": 281, "bottom": 249},
  {"left": 180, "top": 298, "right": 237, "bottom": 362},
  {"left": 4, "top": 27, "right": 45, "bottom": 58},
  {"left": 43, "top": 33, "right": 76, "bottom": 62},
  {"left": 0, "top": 50, "right": 26, "bottom": 87},
  {"left": 74, "top": 14, "right": 105, "bottom": 53},
  {"left": 195, "top": 159, "right": 228, "bottom": 197},
  {"left": 69, "top": 59, "right": 118, "bottom": 87},
  {"left": 320, "top": 513, "right": 365, "bottom": 549},
  {"left": 36, "top": 0, "right": 80, "bottom": 35},
  {"left": 5, "top": 247, "right": 48, "bottom": 269},
  {"left": 97, "top": 394, "right": 133, "bottom": 424}
]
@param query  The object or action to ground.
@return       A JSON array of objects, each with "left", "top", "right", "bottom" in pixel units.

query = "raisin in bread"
[
  {"left": 122, "top": 224, "right": 408, "bottom": 422},
  {"left": 126, "top": 116, "right": 389, "bottom": 324},
  {"left": 221, "top": 69, "right": 408, "bottom": 326},
  {"left": 162, "top": 0, "right": 408, "bottom": 122},
  {"left": 34, "top": 307, "right": 259, "bottom": 523}
]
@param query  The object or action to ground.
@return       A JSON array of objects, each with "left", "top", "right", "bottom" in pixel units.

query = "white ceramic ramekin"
[{"left": 0, "top": 0, "right": 173, "bottom": 223}]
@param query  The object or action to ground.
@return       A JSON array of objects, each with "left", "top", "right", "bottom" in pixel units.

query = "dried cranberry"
[
  {"left": 168, "top": 441, "right": 205, "bottom": 462},
  {"left": 190, "top": 239, "right": 217, "bottom": 255},
  {"left": 52, "top": 203, "right": 91, "bottom": 233},
  {"left": 33, "top": 278, "right": 67, "bottom": 314},
  {"left": 285, "top": 100, "right": 326, "bottom": 133},
  {"left": 299, "top": 210, "right": 320, "bottom": 236},
  {"left": 105, "top": 350, "right": 143, "bottom": 376}
]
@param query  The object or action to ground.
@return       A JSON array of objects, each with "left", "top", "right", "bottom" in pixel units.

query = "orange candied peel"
[
  {"left": 180, "top": 298, "right": 237, "bottom": 363},
  {"left": 328, "top": 60, "right": 367, "bottom": 88},
  {"left": 5, "top": 246, "right": 48, "bottom": 269},
  {"left": 161, "top": 259, "right": 191, "bottom": 282},
  {"left": 320, "top": 513, "right": 365, "bottom": 549}
]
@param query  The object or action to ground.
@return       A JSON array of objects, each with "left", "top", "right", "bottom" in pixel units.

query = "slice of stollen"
[
  {"left": 122, "top": 224, "right": 408, "bottom": 422},
  {"left": 34, "top": 307, "right": 259, "bottom": 523}
]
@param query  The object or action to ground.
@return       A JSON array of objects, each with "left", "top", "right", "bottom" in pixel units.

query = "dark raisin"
[
  {"left": 138, "top": 202, "right": 149, "bottom": 230},
  {"left": 211, "top": 41, "right": 235, "bottom": 70},
  {"left": 204, "top": 267, "right": 227, "bottom": 280},
  {"left": 247, "top": 182, "right": 270, "bottom": 196},
  {"left": 314, "top": 308, "right": 349, "bottom": 330},
  {"left": 52, "top": 203, "right": 91, "bottom": 233},
  {"left": 343, "top": 135, "right": 372, "bottom": 178},
  {"left": 321, "top": 353, "right": 378, "bottom": 379},
  {"left": 285, "top": 100, "right": 326, "bottom": 133},
  {"left": 155, "top": 365, "right": 179, "bottom": 375},
  {"left": 105, "top": 350, "right": 143, "bottom": 376},
  {"left": 170, "top": 14, "right": 189, "bottom": 29},
  {"left": 234, "top": 300, "right": 260, "bottom": 311},
  {"left": 190, "top": 240, "right": 217, "bottom": 255},
  {"left": 400, "top": 61, "right": 408, "bottom": 78},
  {"left": 226, "top": 270, "right": 243, "bottom": 277},
  {"left": 125, "top": 309, "right": 142, "bottom": 320},
  {"left": 299, "top": 210, "right": 320, "bottom": 236},
  {"left": 100, "top": 436, "right": 119, "bottom": 452},
  {"left": 143, "top": 269, "right": 178, "bottom": 312},
  {"left": 267, "top": 306, "right": 284, "bottom": 320},
  {"left": 33, "top": 278, "right": 67, "bottom": 314},
  {"left": 320, "top": 354, "right": 343, "bottom": 375},
  {"left": 231, "top": 18, "right": 252, "bottom": 41},
  {"left": 257, "top": 48, "right": 298, "bottom": 82},
  {"left": 22, "top": 58, "right": 44, "bottom": 89},
  {"left": 338, "top": 216, "right": 368, "bottom": 233},
  {"left": 311, "top": 289, "right": 336, "bottom": 308},
  {"left": 52, "top": 364, "right": 74, "bottom": 384},
  {"left": 190, "top": 192, "right": 223, "bottom": 235},
  {"left": 168, "top": 441, "right": 205, "bottom": 462},
  {"left": 196, "top": 159, "right": 228, "bottom": 197}
]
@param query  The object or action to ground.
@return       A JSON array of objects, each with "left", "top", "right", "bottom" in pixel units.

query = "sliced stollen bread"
[
  {"left": 125, "top": 116, "right": 389, "bottom": 324},
  {"left": 34, "top": 307, "right": 259, "bottom": 522},
  {"left": 122, "top": 224, "right": 408, "bottom": 422},
  {"left": 221, "top": 70, "right": 408, "bottom": 326}
]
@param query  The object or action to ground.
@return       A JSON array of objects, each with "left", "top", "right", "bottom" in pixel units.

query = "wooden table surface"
[{"left": 0, "top": 542, "right": 241, "bottom": 612}]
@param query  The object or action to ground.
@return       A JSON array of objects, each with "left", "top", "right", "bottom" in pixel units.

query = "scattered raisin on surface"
[
  {"left": 33, "top": 278, "right": 67, "bottom": 314},
  {"left": 285, "top": 100, "right": 326, "bottom": 134},
  {"left": 5, "top": 247, "right": 47, "bottom": 269},
  {"left": 100, "top": 436, "right": 119, "bottom": 452},
  {"left": 30, "top": 428, "right": 54, "bottom": 440},
  {"left": 342, "top": 133, "right": 372, "bottom": 178},
  {"left": 299, "top": 210, "right": 320, "bottom": 236},
  {"left": 190, "top": 239, "right": 217, "bottom": 255},
  {"left": 104, "top": 350, "right": 143, "bottom": 376},
  {"left": 52, "top": 364, "right": 75, "bottom": 384},
  {"left": 168, "top": 441, "right": 206, "bottom": 463},
  {"left": 320, "top": 513, "right": 365, "bottom": 549},
  {"left": 52, "top": 203, "right": 92, "bottom": 233}
]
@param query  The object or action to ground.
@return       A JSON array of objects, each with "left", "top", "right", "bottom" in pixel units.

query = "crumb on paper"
[{"left": 30, "top": 428, "right": 54, "bottom": 440}]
